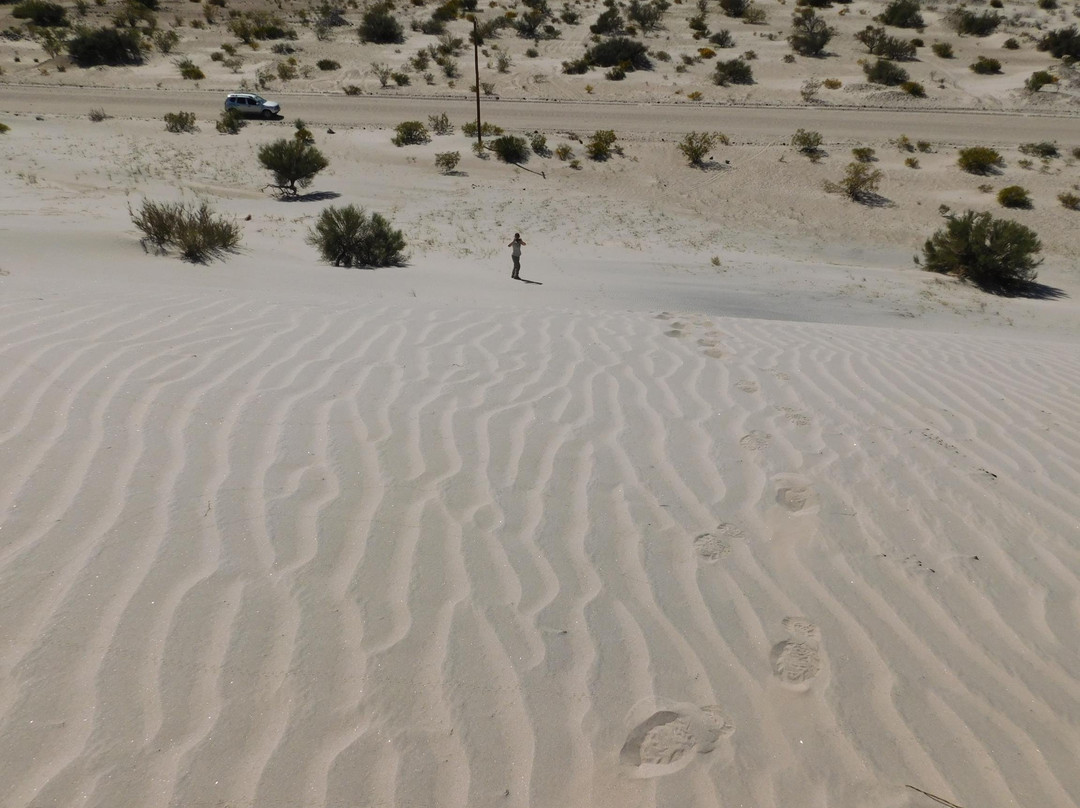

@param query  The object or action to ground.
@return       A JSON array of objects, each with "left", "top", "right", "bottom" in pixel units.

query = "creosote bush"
[
  {"left": 970, "top": 55, "right": 1001, "bottom": 74},
  {"left": 1019, "top": 141, "right": 1058, "bottom": 159},
  {"left": 586, "top": 129, "right": 619, "bottom": 160},
  {"left": 392, "top": 120, "right": 430, "bottom": 146},
  {"left": 997, "top": 185, "right": 1032, "bottom": 209},
  {"left": 863, "top": 57, "right": 908, "bottom": 85},
  {"left": 957, "top": 146, "right": 1004, "bottom": 174},
  {"left": 216, "top": 108, "right": 245, "bottom": 134},
  {"left": 13, "top": 0, "right": 68, "bottom": 26},
  {"left": 490, "top": 134, "right": 529, "bottom": 163},
  {"left": 713, "top": 58, "right": 753, "bottom": 84},
  {"left": 164, "top": 111, "right": 197, "bottom": 133},
  {"left": 434, "top": 151, "right": 460, "bottom": 173},
  {"left": 852, "top": 146, "right": 876, "bottom": 162},
  {"left": 1037, "top": 25, "right": 1080, "bottom": 59},
  {"left": 791, "top": 127, "right": 823, "bottom": 156},
  {"left": 1026, "top": 71, "right": 1057, "bottom": 92},
  {"left": 826, "top": 162, "right": 884, "bottom": 201},
  {"left": 876, "top": 0, "right": 923, "bottom": 29},
  {"left": 946, "top": 8, "right": 1001, "bottom": 36},
  {"left": 130, "top": 199, "right": 241, "bottom": 262},
  {"left": 257, "top": 138, "right": 330, "bottom": 197},
  {"left": 921, "top": 210, "right": 1041, "bottom": 291},
  {"left": 1058, "top": 191, "right": 1080, "bottom": 210},
  {"left": 428, "top": 112, "right": 453, "bottom": 135},
  {"left": 359, "top": 3, "right": 404, "bottom": 43},
  {"left": 306, "top": 204, "right": 407, "bottom": 267},
  {"left": 931, "top": 41, "right": 953, "bottom": 58},
  {"left": 67, "top": 26, "right": 143, "bottom": 65},
  {"left": 679, "top": 131, "right": 729, "bottom": 165},
  {"left": 901, "top": 80, "right": 925, "bottom": 97},
  {"left": 461, "top": 120, "right": 503, "bottom": 137},
  {"left": 788, "top": 7, "right": 834, "bottom": 56},
  {"left": 317, "top": 58, "right": 340, "bottom": 70}
]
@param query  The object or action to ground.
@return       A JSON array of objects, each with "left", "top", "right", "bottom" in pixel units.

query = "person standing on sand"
[{"left": 508, "top": 233, "right": 526, "bottom": 280}]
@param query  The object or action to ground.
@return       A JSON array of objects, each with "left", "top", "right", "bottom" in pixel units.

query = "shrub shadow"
[
  {"left": 281, "top": 191, "right": 342, "bottom": 202},
  {"left": 694, "top": 159, "right": 733, "bottom": 172},
  {"left": 988, "top": 280, "right": 1068, "bottom": 299},
  {"left": 853, "top": 191, "right": 895, "bottom": 208}
]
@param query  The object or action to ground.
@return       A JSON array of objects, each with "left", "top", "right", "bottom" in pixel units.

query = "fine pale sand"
[{"left": 3, "top": 29, "right": 1080, "bottom": 808}]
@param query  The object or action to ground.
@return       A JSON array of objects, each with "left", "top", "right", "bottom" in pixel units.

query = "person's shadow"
[{"left": 515, "top": 276, "right": 543, "bottom": 285}]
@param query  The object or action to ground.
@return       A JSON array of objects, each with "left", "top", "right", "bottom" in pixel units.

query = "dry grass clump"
[
  {"left": 163, "top": 111, "right": 197, "bottom": 133},
  {"left": 130, "top": 199, "right": 241, "bottom": 262}
]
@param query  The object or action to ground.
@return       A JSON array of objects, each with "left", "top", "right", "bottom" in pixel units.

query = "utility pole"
[{"left": 473, "top": 16, "right": 482, "bottom": 150}]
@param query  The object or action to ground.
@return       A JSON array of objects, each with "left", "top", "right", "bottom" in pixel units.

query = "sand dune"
[{"left": 1, "top": 280, "right": 1077, "bottom": 807}]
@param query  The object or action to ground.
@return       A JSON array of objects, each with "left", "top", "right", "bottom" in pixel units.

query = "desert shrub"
[
  {"left": 957, "top": 146, "right": 1004, "bottom": 174},
  {"left": 590, "top": 6, "right": 625, "bottom": 35},
  {"left": 562, "top": 57, "right": 590, "bottom": 74},
  {"left": 586, "top": 129, "right": 618, "bottom": 160},
  {"left": 130, "top": 199, "right": 241, "bottom": 262},
  {"left": 216, "top": 108, "right": 245, "bottom": 134},
  {"left": 931, "top": 41, "right": 953, "bottom": 58},
  {"left": 627, "top": 0, "right": 669, "bottom": 32},
  {"left": 945, "top": 8, "right": 1001, "bottom": 36},
  {"left": 257, "top": 138, "right": 330, "bottom": 197},
  {"left": 606, "top": 65, "right": 626, "bottom": 80},
  {"left": 555, "top": 143, "right": 574, "bottom": 160},
  {"left": 461, "top": 120, "right": 503, "bottom": 137},
  {"left": 788, "top": 8, "right": 834, "bottom": 56},
  {"left": 743, "top": 4, "right": 767, "bottom": 24},
  {"left": 1037, "top": 25, "right": 1080, "bottom": 59},
  {"left": 490, "top": 134, "right": 529, "bottom": 162},
  {"left": 1019, "top": 141, "right": 1059, "bottom": 159},
  {"left": 434, "top": 151, "right": 461, "bottom": 173},
  {"left": 176, "top": 58, "right": 204, "bottom": 79},
  {"left": 306, "top": 205, "right": 406, "bottom": 267},
  {"left": 359, "top": 3, "right": 404, "bottom": 43},
  {"left": 852, "top": 146, "right": 876, "bottom": 162},
  {"left": 13, "top": 0, "right": 67, "bottom": 26},
  {"left": 876, "top": 0, "right": 922, "bottom": 28},
  {"left": 1026, "top": 70, "right": 1057, "bottom": 91},
  {"left": 823, "top": 77, "right": 841, "bottom": 88},
  {"left": 317, "top": 58, "right": 340, "bottom": 70},
  {"left": 917, "top": 140, "right": 932, "bottom": 152},
  {"left": 0, "top": 122, "right": 9, "bottom": 134},
  {"left": 586, "top": 37, "right": 651, "bottom": 69},
  {"left": 792, "top": 128, "right": 823, "bottom": 153},
  {"left": 67, "top": 26, "right": 143, "bottom": 65},
  {"left": 1058, "top": 191, "right": 1080, "bottom": 210},
  {"left": 164, "top": 111, "right": 197, "bottom": 132},
  {"left": 921, "top": 210, "right": 1041, "bottom": 291},
  {"left": 392, "top": 120, "right": 430, "bottom": 146},
  {"left": 428, "top": 113, "right": 453, "bottom": 135},
  {"left": 154, "top": 30, "right": 180, "bottom": 53},
  {"left": 970, "top": 55, "right": 1001, "bottom": 74},
  {"left": 828, "top": 161, "right": 883, "bottom": 201},
  {"left": 901, "top": 80, "right": 925, "bottom": 96},
  {"left": 530, "top": 132, "right": 550, "bottom": 156},
  {"left": 855, "top": 25, "right": 916, "bottom": 59},
  {"left": 713, "top": 57, "right": 753, "bottom": 84},
  {"left": 905, "top": 156, "right": 919, "bottom": 168},
  {"left": 393, "top": 72, "right": 410, "bottom": 86},
  {"left": 1002, "top": 37, "right": 1020, "bottom": 50},
  {"left": 88, "top": 108, "right": 109, "bottom": 122},
  {"left": 997, "top": 185, "right": 1032, "bottom": 209},
  {"left": 710, "top": 29, "right": 735, "bottom": 47},
  {"left": 719, "top": 0, "right": 747, "bottom": 17},
  {"left": 679, "top": 131, "right": 729, "bottom": 165},
  {"left": 863, "top": 57, "right": 908, "bottom": 85}
]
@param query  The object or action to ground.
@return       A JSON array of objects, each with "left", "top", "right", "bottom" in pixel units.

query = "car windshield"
[{"left": 252, "top": 95, "right": 267, "bottom": 103}]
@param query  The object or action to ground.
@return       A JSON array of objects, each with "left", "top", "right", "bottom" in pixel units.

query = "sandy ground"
[{"left": 2, "top": 1, "right": 1080, "bottom": 805}]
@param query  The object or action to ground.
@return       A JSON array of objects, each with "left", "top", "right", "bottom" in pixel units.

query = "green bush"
[
  {"left": 0, "top": 122, "right": 9, "bottom": 134},
  {"left": 316, "top": 58, "right": 340, "bottom": 70},
  {"left": 176, "top": 58, "right": 204, "bottom": 79},
  {"left": 555, "top": 143, "right": 574, "bottom": 160},
  {"left": 792, "top": 127, "right": 823, "bottom": 155},
  {"left": 901, "top": 80, "right": 925, "bottom": 96},
  {"left": 1037, "top": 25, "right": 1080, "bottom": 59},
  {"left": 490, "top": 134, "right": 529, "bottom": 163},
  {"left": 997, "top": 185, "right": 1032, "bottom": 209},
  {"left": 164, "top": 111, "right": 197, "bottom": 133},
  {"left": 679, "top": 131, "right": 728, "bottom": 165},
  {"left": 1058, "top": 191, "right": 1080, "bottom": 210},
  {"left": 863, "top": 57, "right": 909, "bottom": 85},
  {"left": 713, "top": 58, "right": 753, "bottom": 84},
  {"left": 1002, "top": 37, "right": 1020, "bottom": 50},
  {"left": 710, "top": 29, "right": 734, "bottom": 48},
  {"left": 855, "top": 26, "right": 916, "bottom": 59},
  {"left": 829, "top": 161, "right": 884, "bottom": 201},
  {"left": 719, "top": 0, "right": 748, "bottom": 17},
  {"left": 428, "top": 112, "right": 453, "bottom": 135},
  {"left": 130, "top": 199, "right": 241, "bottom": 262},
  {"left": 392, "top": 120, "right": 430, "bottom": 146},
  {"left": 359, "top": 3, "right": 404, "bottom": 43},
  {"left": 67, "top": 26, "right": 143, "bottom": 65},
  {"left": 1026, "top": 70, "right": 1057, "bottom": 91},
  {"left": 921, "top": 210, "right": 1041, "bottom": 291},
  {"left": 946, "top": 8, "right": 1001, "bottom": 36},
  {"left": 852, "top": 146, "right": 876, "bottom": 162},
  {"left": 931, "top": 41, "right": 953, "bottom": 58},
  {"left": 12, "top": 0, "right": 67, "bottom": 26},
  {"left": 586, "top": 37, "right": 651, "bottom": 69},
  {"left": 306, "top": 205, "right": 406, "bottom": 267},
  {"left": 257, "top": 138, "right": 330, "bottom": 197},
  {"left": 957, "top": 146, "right": 1004, "bottom": 174},
  {"left": 1019, "top": 141, "right": 1059, "bottom": 159},
  {"left": 590, "top": 6, "right": 625, "bottom": 34},
  {"left": 562, "top": 57, "right": 590, "bottom": 74},
  {"left": 876, "top": 0, "right": 923, "bottom": 28},
  {"left": 627, "top": 0, "right": 669, "bottom": 32},
  {"left": 530, "top": 132, "right": 550, "bottom": 156},
  {"left": 216, "top": 108, "right": 245, "bottom": 134},
  {"left": 788, "top": 8, "right": 834, "bottom": 56},
  {"left": 586, "top": 129, "right": 618, "bottom": 160},
  {"left": 461, "top": 120, "right": 503, "bottom": 137},
  {"left": 970, "top": 55, "right": 1001, "bottom": 74},
  {"left": 434, "top": 151, "right": 460, "bottom": 173}
]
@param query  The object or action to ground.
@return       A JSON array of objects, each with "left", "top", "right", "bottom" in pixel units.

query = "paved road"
[{"left": 2, "top": 84, "right": 1078, "bottom": 143}]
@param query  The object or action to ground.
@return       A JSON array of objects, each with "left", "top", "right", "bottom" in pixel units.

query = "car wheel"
[{"left": 262, "top": 109, "right": 274, "bottom": 120}]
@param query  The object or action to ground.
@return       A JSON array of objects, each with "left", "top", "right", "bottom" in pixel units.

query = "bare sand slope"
[{"left": 0, "top": 278, "right": 1078, "bottom": 808}]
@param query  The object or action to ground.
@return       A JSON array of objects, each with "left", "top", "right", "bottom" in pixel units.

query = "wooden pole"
[{"left": 473, "top": 16, "right": 482, "bottom": 149}]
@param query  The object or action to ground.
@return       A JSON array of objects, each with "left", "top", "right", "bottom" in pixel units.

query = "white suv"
[{"left": 224, "top": 93, "right": 281, "bottom": 119}]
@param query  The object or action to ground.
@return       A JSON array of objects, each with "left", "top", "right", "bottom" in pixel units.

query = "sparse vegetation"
[
  {"left": 461, "top": 120, "right": 504, "bottom": 137},
  {"left": 905, "top": 156, "right": 919, "bottom": 168},
  {"left": 855, "top": 25, "right": 916, "bottom": 60},
  {"left": 957, "top": 146, "right": 1004, "bottom": 174},
  {"left": 931, "top": 41, "right": 953, "bottom": 58},
  {"left": 901, "top": 80, "right": 925, "bottom": 97},
  {"left": 1002, "top": 37, "right": 1020, "bottom": 50},
  {"left": 792, "top": 128, "right": 823, "bottom": 158},
  {"left": 876, "top": 0, "right": 923, "bottom": 29},
  {"left": 1026, "top": 70, "right": 1057, "bottom": 91},
  {"left": 827, "top": 161, "right": 884, "bottom": 201},
  {"left": 67, "top": 26, "right": 143, "bottom": 66},
  {"left": 586, "top": 129, "right": 619, "bottom": 160},
  {"left": 392, "top": 120, "right": 431, "bottom": 146},
  {"left": 306, "top": 205, "right": 406, "bottom": 267},
  {"left": 555, "top": 144, "right": 574, "bottom": 160},
  {"left": 130, "top": 199, "right": 241, "bottom": 262},
  {"left": 359, "top": 3, "right": 404, "bottom": 43},
  {"left": 679, "top": 131, "right": 729, "bottom": 165},
  {"left": 257, "top": 138, "right": 330, "bottom": 197},
  {"left": 970, "top": 55, "right": 1001, "bottom": 74},
  {"left": 863, "top": 57, "right": 909, "bottom": 85},
  {"left": 530, "top": 132, "right": 550, "bottom": 156},
  {"left": 713, "top": 57, "right": 753, "bottom": 84},
  {"left": 1019, "top": 141, "right": 1059, "bottom": 159},
  {"left": 852, "top": 146, "right": 876, "bottom": 163},
  {"left": 0, "top": 122, "right": 9, "bottom": 135},
  {"left": 428, "top": 113, "right": 453, "bottom": 135},
  {"left": 921, "top": 210, "right": 1041, "bottom": 291},
  {"left": 997, "top": 185, "right": 1032, "bottom": 209},
  {"left": 586, "top": 37, "right": 651, "bottom": 69},
  {"left": 216, "top": 108, "right": 245, "bottom": 134},
  {"left": 945, "top": 8, "right": 1001, "bottom": 37},
  {"left": 1037, "top": 25, "right": 1080, "bottom": 59},
  {"left": 490, "top": 134, "right": 529, "bottom": 163},
  {"left": 788, "top": 7, "right": 834, "bottom": 56},
  {"left": 317, "top": 58, "right": 340, "bottom": 70},
  {"left": 163, "top": 111, "right": 197, "bottom": 133},
  {"left": 1058, "top": 191, "right": 1080, "bottom": 210},
  {"left": 176, "top": 58, "right": 204, "bottom": 79},
  {"left": 88, "top": 108, "right": 109, "bottom": 122},
  {"left": 435, "top": 151, "right": 461, "bottom": 173}
]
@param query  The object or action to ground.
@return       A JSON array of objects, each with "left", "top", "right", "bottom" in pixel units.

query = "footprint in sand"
[
  {"left": 665, "top": 329, "right": 685, "bottom": 338},
  {"left": 773, "top": 475, "right": 819, "bottom": 515},
  {"left": 655, "top": 312, "right": 674, "bottom": 320},
  {"left": 621, "top": 703, "right": 735, "bottom": 778},
  {"left": 735, "top": 379, "right": 760, "bottom": 394},
  {"left": 771, "top": 617, "right": 824, "bottom": 691},
  {"left": 702, "top": 347, "right": 726, "bottom": 359},
  {"left": 739, "top": 430, "right": 772, "bottom": 450},
  {"left": 777, "top": 406, "right": 811, "bottom": 427},
  {"left": 692, "top": 523, "right": 743, "bottom": 563}
]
